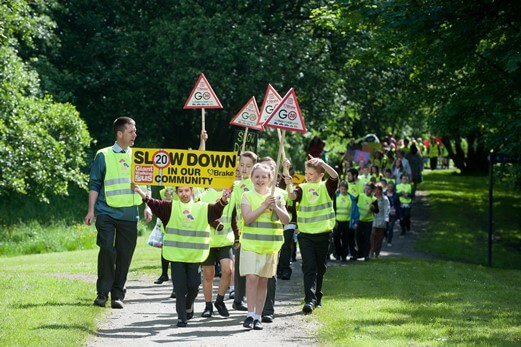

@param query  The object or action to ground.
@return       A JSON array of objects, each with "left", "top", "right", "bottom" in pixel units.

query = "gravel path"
[{"left": 85, "top": 190, "right": 434, "bottom": 347}]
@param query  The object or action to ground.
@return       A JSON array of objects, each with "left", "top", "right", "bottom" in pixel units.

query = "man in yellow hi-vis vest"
[{"left": 84, "top": 117, "right": 152, "bottom": 309}]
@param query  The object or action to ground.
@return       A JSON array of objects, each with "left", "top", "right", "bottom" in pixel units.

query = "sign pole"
[
  {"left": 272, "top": 130, "right": 286, "bottom": 195},
  {"left": 241, "top": 128, "right": 249, "bottom": 154},
  {"left": 201, "top": 109, "right": 206, "bottom": 150}
]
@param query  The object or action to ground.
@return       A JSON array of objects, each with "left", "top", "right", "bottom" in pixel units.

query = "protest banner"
[{"left": 132, "top": 148, "right": 236, "bottom": 189}]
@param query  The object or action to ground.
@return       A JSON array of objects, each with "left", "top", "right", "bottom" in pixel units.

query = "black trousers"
[
  {"left": 233, "top": 247, "right": 246, "bottom": 305},
  {"left": 298, "top": 232, "right": 330, "bottom": 305},
  {"left": 356, "top": 221, "right": 372, "bottom": 259},
  {"left": 95, "top": 214, "right": 138, "bottom": 299},
  {"left": 171, "top": 262, "right": 201, "bottom": 321},
  {"left": 277, "top": 225, "right": 296, "bottom": 277},
  {"left": 262, "top": 275, "right": 277, "bottom": 316},
  {"left": 333, "top": 221, "right": 350, "bottom": 260}
]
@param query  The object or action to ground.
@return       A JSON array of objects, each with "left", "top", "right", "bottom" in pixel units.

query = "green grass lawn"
[
  {"left": 0, "top": 236, "right": 161, "bottom": 346},
  {"left": 0, "top": 170, "right": 520, "bottom": 346},
  {"left": 318, "top": 259, "right": 521, "bottom": 346}
]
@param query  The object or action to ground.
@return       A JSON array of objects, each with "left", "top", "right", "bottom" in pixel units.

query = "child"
[
  {"left": 230, "top": 151, "right": 258, "bottom": 312},
  {"left": 132, "top": 184, "right": 229, "bottom": 328},
  {"left": 198, "top": 187, "right": 234, "bottom": 318},
  {"left": 354, "top": 182, "right": 378, "bottom": 261},
  {"left": 285, "top": 156, "right": 339, "bottom": 314},
  {"left": 396, "top": 174, "right": 413, "bottom": 236},
  {"left": 240, "top": 163, "right": 290, "bottom": 330}
]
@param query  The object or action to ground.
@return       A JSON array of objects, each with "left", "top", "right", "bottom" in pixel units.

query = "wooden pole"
[
  {"left": 241, "top": 127, "right": 249, "bottom": 154},
  {"left": 272, "top": 130, "right": 286, "bottom": 195},
  {"left": 201, "top": 109, "right": 206, "bottom": 150}
]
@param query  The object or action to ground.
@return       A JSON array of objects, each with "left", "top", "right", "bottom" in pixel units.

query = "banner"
[
  {"left": 132, "top": 148, "right": 236, "bottom": 189},
  {"left": 233, "top": 129, "right": 258, "bottom": 154}
]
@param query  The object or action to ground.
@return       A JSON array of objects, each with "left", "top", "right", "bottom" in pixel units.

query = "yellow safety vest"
[
  {"left": 358, "top": 193, "right": 376, "bottom": 222},
  {"left": 230, "top": 178, "right": 254, "bottom": 231},
  {"left": 348, "top": 179, "right": 363, "bottom": 198},
  {"left": 100, "top": 147, "right": 142, "bottom": 207},
  {"left": 335, "top": 193, "right": 352, "bottom": 222},
  {"left": 297, "top": 182, "right": 336, "bottom": 234},
  {"left": 198, "top": 189, "right": 234, "bottom": 248},
  {"left": 163, "top": 200, "right": 210, "bottom": 263},
  {"left": 240, "top": 190, "right": 284, "bottom": 254},
  {"left": 396, "top": 183, "right": 412, "bottom": 204}
]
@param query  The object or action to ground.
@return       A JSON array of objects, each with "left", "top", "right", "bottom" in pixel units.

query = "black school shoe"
[
  {"left": 93, "top": 294, "right": 108, "bottom": 307},
  {"left": 214, "top": 300, "right": 230, "bottom": 317},
  {"left": 261, "top": 315, "right": 273, "bottom": 323},
  {"left": 253, "top": 319, "right": 263, "bottom": 330},
  {"left": 243, "top": 316, "right": 254, "bottom": 329},
  {"left": 176, "top": 320, "right": 187, "bottom": 327},
  {"left": 154, "top": 275, "right": 169, "bottom": 284},
  {"left": 201, "top": 306, "right": 213, "bottom": 318},
  {"left": 302, "top": 302, "right": 314, "bottom": 314}
]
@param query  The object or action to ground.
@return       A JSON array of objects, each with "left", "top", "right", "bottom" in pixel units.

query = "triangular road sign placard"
[
  {"left": 263, "top": 88, "right": 306, "bottom": 133},
  {"left": 183, "top": 73, "right": 223, "bottom": 109},
  {"left": 258, "top": 84, "right": 282, "bottom": 125},
  {"left": 229, "top": 96, "right": 264, "bottom": 131}
]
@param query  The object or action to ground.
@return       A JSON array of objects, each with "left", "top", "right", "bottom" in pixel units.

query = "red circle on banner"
[{"left": 152, "top": 150, "right": 170, "bottom": 169}]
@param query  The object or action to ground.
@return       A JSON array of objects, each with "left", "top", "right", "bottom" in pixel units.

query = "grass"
[
  {"left": 318, "top": 259, "right": 521, "bottom": 346},
  {"left": 0, "top": 170, "right": 520, "bottom": 346},
  {"left": 0, "top": 236, "right": 161, "bottom": 346},
  {"left": 416, "top": 170, "right": 521, "bottom": 269}
]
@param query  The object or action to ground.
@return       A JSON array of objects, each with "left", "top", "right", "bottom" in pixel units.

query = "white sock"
[
  {"left": 254, "top": 313, "right": 261, "bottom": 320},
  {"left": 247, "top": 311, "right": 255, "bottom": 318}
]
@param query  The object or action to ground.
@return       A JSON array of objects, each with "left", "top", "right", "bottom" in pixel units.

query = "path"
[{"left": 86, "top": 190, "right": 433, "bottom": 347}]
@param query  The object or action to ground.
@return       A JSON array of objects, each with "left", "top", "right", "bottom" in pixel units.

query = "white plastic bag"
[{"left": 147, "top": 220, "right": 164, "bottom": 248}]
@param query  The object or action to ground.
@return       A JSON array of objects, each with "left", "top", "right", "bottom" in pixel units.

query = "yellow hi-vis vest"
[
  {"left": 100, "top": 147, "right": 142, "bottom": 207},
  {"left": 240, "top": 190, "right": 284, "bottom": 254},
  {"left": 358, "top": 193, "right": 376, "bottom": 222},
  {"left": 335, "top": 193, "right": 352, "bottom": 222},
  {"left": 230, "top": 178, "right": 254, "bottom": 231},
  {"left": 163, "top": 200, "right": 210, "bottom": 263},
  {"left": 297, "top": 182, "right": 335, "bottom": 234},
  {"left": 198, "top": 189, "right": 234, "bottom": 248},
  {"left": 397, "top": 183, "right": 412, "bottom": 204}
]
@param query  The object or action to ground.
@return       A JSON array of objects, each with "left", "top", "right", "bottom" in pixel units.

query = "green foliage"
[
  {"left": 0, "top": 221, "right": 97, "bottom": 256},
  {"left": 310, "top": 0, "right": 521, "bottom": 173},
  {"left": 0, "top": 0, "right": 92, "bottom": 202},
  {"left": 39, "top": 0, "right": 343, "bottom": 156}
]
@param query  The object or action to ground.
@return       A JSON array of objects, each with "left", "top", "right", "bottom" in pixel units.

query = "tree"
[
  {"left": 37, "top": 0, "right": 344, "bottom": 165},
  {"left": 311, "top": 0, "right": 521, "bottom": 174},
  {"left": 0, "top": 0, "right": 91, "bottom": 202}
]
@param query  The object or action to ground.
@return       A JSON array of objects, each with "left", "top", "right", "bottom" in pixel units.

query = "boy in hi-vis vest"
[
  {"left": 132, "top": 184, "right": 230, "bottom": 328},
  {"left": 284, "top": 156, "right": 338, "bottom": 315}
]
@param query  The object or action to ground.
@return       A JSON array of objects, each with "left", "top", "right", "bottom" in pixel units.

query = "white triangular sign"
[
  {"left": 183, "top": 73, "right": 223, "bottom": 109},
  {"left": 263, "top": 88, "right": 306, "bottom": 133},
  {"left": 229, "top": 96, "right": 264, "bottom": 131},
  {"left": 258, "top": 84, "right": 282, "bottom": 125}
]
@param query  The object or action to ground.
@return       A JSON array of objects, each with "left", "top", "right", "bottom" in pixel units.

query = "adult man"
[{"left": 84, "top": 116, "right": 152, "bottom": 309}]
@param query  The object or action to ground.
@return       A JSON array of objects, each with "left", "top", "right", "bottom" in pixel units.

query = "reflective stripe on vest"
[
  {"left": 241, "top": 191, "right": 284, "bottom": 254},
  {"left": 198, "top": 189, "right": 234, "bottom": 248},
  {"left": 100, "top": 147, "right": 141, "bottom": 207},
  {"left": 297, "top": 182, "right": 335, "bottom": 233},
  {"left": 397, "top": 183, "right": 413, "bottom": 204},
  {"left": 335, "top": 194, "right": 351, "bottom": 222},
  {"left": 163, "top": 201, "right": 210, "bottom": 263},
  {"left": 358, "top": 194, "right": 376, "bottom": 222}
]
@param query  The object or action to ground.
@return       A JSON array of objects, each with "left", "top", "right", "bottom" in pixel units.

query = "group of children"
[{"left": 133, "top": 127, "right": 423, "bottom": 332}]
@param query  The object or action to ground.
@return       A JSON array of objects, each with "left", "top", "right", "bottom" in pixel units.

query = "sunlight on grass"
[{"left": 317, "top": 260, "right": 521, "bottom": 346}]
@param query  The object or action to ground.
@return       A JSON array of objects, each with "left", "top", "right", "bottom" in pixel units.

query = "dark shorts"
[{"left": 202, "top": 246, "right": 233, "bottom": 266}]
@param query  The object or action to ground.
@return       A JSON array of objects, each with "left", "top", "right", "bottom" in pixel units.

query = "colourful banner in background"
[{"left": 132, "top": 148, "right": 237, "bottom": 189}]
